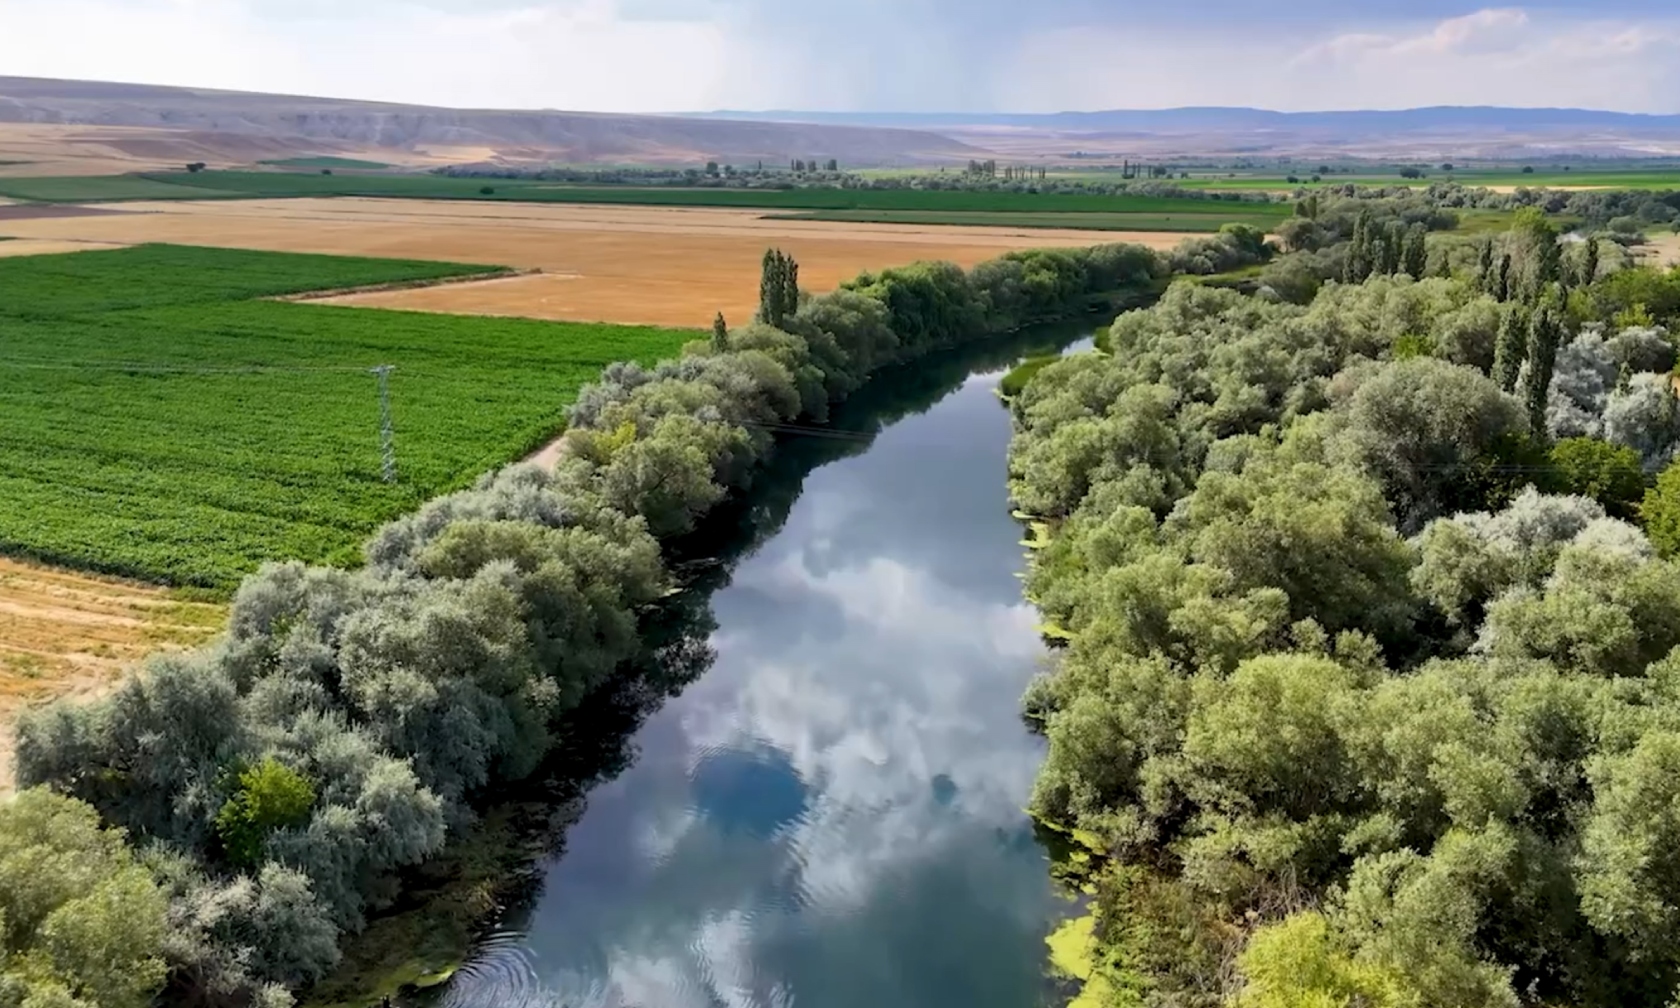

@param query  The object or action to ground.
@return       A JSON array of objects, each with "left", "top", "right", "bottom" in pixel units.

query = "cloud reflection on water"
[{"left": 439, "top": 366, "right": 1058, "bottom": 1008}]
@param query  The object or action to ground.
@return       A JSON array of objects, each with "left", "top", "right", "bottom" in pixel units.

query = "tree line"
[
  {"left": 1009, "top": 213, "right": 1680, "bottom": 1006},
  {"left": 4, "top": 237, "right": 1167, "bottom": 1008}
]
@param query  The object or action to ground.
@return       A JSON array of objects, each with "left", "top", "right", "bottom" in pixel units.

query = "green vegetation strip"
[
  {"left": 0, "top": 244, "right": 693, "bottom": 588},
  {"left": 0, "top": 175, "right": 251, "bottom": 202},
  {"left": 0, "top": 170, "right": 1291, "bottom": 222},
  {"left": 259, "top": 156, "right": 395, "bottom": 170},
  {"left": 766, "top": 208, "right": 1283, "bottom": 232}
]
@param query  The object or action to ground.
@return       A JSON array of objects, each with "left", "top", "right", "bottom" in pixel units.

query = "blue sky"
[{"left": 1, "top": 0, "right": 1675, "bottom": 114}]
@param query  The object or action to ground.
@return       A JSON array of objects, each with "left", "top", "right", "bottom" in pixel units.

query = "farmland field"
[
  {"left": 259, "top": 156, "right": 395, "bottom": 170},
  {"left": 0, "top": 558, "right": 225, "bottom": 795},
  {"left": 0, "top": 175, "right": 250, "bottom": 202},
  {"left": 0, "top": 198, "right": 1160, "bottom": 326},
  {"left": 0, "top": 244, "right": 694, "bottom": 589},
  {"left": 0, "top": 169, "right": 1292, "bottom": 219},
  {"left": 765, "top": 207, "right": 1283, "bottom": 231}
]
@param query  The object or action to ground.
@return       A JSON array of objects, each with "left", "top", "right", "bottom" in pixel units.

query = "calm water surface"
[{"left": 430, "top": 331, "right": 1094, "bottom": 1008}]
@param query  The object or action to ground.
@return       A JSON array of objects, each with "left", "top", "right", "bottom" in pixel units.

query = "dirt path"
[
  {"left": 0, "top": 559, "right": 225, "bottom": 794},
  {"left": 0, "top": 198, "right": 1185, "bottom": 327}
]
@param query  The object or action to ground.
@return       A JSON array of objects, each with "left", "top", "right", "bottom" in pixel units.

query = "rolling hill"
[{"left": 0, "top": 76, "right": 984, "bottom": 171}]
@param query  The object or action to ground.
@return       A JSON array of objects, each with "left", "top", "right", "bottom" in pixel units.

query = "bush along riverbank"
[
  {"left": 5, "top": 241, "right": 1165, "bottom": 1008},
  {"left": 1010, "top": 219, "right": 1680, "bottom": 1005}
]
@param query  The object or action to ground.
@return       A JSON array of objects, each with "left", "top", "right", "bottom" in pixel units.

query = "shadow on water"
[{"left": 303, "top": 319, "right": 1102, "bottom": 1008}]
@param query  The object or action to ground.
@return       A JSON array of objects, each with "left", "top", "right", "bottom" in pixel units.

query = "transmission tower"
[{"left": 370, "top": 364, "right": 396, "bottom": 483}]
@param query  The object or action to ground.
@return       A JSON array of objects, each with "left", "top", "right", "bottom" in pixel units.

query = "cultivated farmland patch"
[{"left": 0, "top": 244, "right": 694, "bottom": 589}]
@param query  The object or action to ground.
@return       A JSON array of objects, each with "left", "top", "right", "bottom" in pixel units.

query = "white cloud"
[
  {"left": 0, "top": 0, "right": 732, "bottom": 111},
  {"left": 1008, "top": 7, "right": 1680, "bottom": 112},
  {"left": 2, "top": 1, "right": 1676, "bottom": 112}
]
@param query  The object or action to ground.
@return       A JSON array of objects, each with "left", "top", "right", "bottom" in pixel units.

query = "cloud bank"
[{"left": 2, "top": 3, "right": 1670, "bottom": 119}]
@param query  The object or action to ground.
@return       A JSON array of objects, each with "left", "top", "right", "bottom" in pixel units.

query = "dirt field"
[
  {"left": 1638, "top": 232, "right": 1680, "bottom": 267},
  {"left": 0, "top": 197, "right": 1183, "bottom": 327},
  {"left": 0, "top": 560, "right": 225, "bottom": 794},
  {"left": 0, "top": 238, "right": 128, "bottom": 258}
]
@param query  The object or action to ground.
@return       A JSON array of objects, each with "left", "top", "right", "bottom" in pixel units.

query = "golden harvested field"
[
  {"left": 0, "top": 197, "right": 1181, "bottom": 327},
  {"left": 0, "top": 238, "right": 128, "bottom": 257},
  {"left": 0, "top": 559, "right": 225, "bottom": 793}
]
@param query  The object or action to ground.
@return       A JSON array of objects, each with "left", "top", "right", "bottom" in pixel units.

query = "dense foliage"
[
  {"left": 0, "top": 245, "right": 692, "bottom": 588},
  {"left": 0, "top": 789, "right": 169, "bottom": 1008},
  {"left": 12, "top": 239, "right": 1165, "bottom": 1006},
  {"left": 1011, "top": 219, "right": 1680, "bottom": 1005}
]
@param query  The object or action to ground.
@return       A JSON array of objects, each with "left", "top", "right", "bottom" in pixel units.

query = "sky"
[{"left": 0, "top": 0, "right": 1677, "bottom": 114}]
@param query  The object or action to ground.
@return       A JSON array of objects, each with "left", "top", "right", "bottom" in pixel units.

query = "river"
[{"left": 406, "top": 326, "right": 1096, "bottom": 1008}]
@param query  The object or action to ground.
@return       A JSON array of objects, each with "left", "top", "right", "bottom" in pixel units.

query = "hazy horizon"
[{"left": 0, "top": 2, "right": 1676, "bottom": 116}]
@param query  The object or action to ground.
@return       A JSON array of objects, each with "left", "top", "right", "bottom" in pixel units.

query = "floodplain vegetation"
[
  {"left": 0, "top": 244, "right": 693, "bottom": 589},
  {"left": 5, "top": 240, "right": 1165, "bottom": 1007},
  {"left": 1011, "top": 199, "right": 1680, "bottom": 1007},
  {"left": 7, "top": 183, "right": 1680, "bottom": 1008}
]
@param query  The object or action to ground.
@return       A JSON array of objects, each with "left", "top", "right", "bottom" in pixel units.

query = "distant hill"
[
  {"left": 689, "top": 106, "right": 1680, "bottom": 160},
  {"left": 0, "top": 77, "right": 984, "bottom": 169},
  {"left": 693, "top": 106, "right": 1680, "bottom": 131}
]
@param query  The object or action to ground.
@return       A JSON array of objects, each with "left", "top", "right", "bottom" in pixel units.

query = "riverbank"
[{"left": 17, "top": 241, "right": 1168, "bottom": 1008}]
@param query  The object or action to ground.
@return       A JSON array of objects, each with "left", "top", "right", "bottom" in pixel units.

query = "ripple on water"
[
  {"left": 436, "top": 931, "right": 547, "bottom": 1007},
  {"left": 687, "top": 743, "right": 810, "bottom": 841}
]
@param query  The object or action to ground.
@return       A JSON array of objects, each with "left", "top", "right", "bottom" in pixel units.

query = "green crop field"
[
  {"left": 0, "top": 170, "right": 1293, "bottom": 222},
  {"left": 0, "top": 175, "right": 252, "bottom": 202},
  {"left": 258, "top": 156, "right": 395, "bottom": 170},
  {"left": 765, "top": 207, "right": 1283, "bottom": 232},
  {"left": 0, "top": 244, "right": 693, "bottom": 590}
]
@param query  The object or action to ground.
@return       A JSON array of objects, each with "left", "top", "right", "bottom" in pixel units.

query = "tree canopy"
[{"left": 1012, "top": 226, "right": 1680, "bottom": 1007}]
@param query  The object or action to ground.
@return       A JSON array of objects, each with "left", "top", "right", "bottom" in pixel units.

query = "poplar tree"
[
  {"left": 1582, "top": 238, "right": 1600, "bottom": 288},
  {"left": 1477, "top": 238, "right": 1496, "bottom": 293},
  {"left": 1345, "top": 211, "right": 1373, "bottom": 283},
  {"left": 1524, "top": 303, "right": 1562, "bottom": 436},
  {"left": 757, "top": 249, "right": 800, "bottom": 328},
  {"left": 712, "top": 312, "right": 729, "bottom": 351},
  {"left": 1402, "top": 226, "right": 1428, "bottom": 279},
  {"left": 1493, "top": 305, "right": 1528, "bottom": 393},
  {"left": 759, "top": 249, "right": 786, "bottom": 327},
  {"left": 1496, "top": 253, "right": 1513, "bottom": 302},
  {"left": 781, "top": 254, "right": 800, "bottom": 320}
]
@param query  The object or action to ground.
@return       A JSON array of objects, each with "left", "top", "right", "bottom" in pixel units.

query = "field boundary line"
[{"left": 270, "top": 266, "right": 535, "bottom": 302}]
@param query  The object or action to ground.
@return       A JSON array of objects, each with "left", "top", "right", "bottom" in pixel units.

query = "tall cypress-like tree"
[
  {"left": 1582, "top": 238, "right": 1600, "bottom": 289},
  {"left": 1493, "top": 305, "right": 1528, "bottom": 393},
  {"left": 1523, "top": 304, "right": 1562, "bottom": 436},
  {"left": 759, "top": 249, "right": 788, "bottom": 327},
  {"left": 1345, "top": 211, "right": 1373, "bottom": 283},
  {"left": 1402, "top": 226, "right": 1428, "bottom": 279},
  {"left": 1378, "top": 222, "right": 1404, "bottom": 276},
  {"left": 1496, "top": 253, "right": 1513, "bottom": 303},
  {"left": 782, "top": 254, "right": 800, "bottom": 322},
  {"left": 712, "top": 312, "right": 729, "bottom": 351},
  {"left": 1477, "top": 238, "right": 1496, "bottom": 294},
  {"left": 757, "top": 249, "right": 800, "bottom": 327}
]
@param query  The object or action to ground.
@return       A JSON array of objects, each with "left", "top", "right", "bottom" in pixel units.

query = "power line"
[
  {"left": 370, "top": 364, "right": 396, "bottom": 483},
  {"left": 0, "top": 358, "right": 371, "bottom": 374},
  {"left": 739, "top": 419, "right": 877, "bottom": 442}
]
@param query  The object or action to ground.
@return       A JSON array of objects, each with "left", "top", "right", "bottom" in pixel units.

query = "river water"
[{"left": 423, "top": 328, "right": 1094, "bottom": 1008}]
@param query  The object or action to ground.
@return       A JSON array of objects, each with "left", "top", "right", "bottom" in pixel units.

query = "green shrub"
[
  {"left": 215, "top": 758, "right": 317, "bottom": 867},
  {"left": 1551, "top": 437, "right": 1647, "bottom": 518}
]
